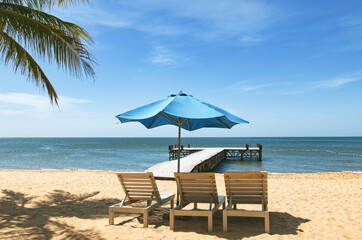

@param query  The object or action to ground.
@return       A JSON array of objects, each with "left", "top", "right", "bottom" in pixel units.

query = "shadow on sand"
[
  {"left": 0, "top": 189, "right": 120, "bottom": 239},
  {"left": 167, "top": 211, "right": 310, "bottom": 239},
  {"left": 0, "top": 189, "right": 310, "bottom": 239}
]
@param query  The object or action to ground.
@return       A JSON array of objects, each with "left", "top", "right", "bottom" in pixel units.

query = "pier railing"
[{"left": 168, "top": 144, "right": 262, "bottom": 161}]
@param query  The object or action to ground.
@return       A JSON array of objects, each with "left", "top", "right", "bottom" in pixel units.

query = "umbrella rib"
[
  {"left": 214, "top": 117, "right": 230, "bottom": 129},
  {"left": 180, "top": 118, "right": 190, "bottom": 125},
  {"left": 160, "top": 112, "right": 178, "bottom": 124},
  {"left": 187, "top": 121, "right": 191, "bottom": 131},
  {"left": 148, "top": 114, "right": 162, "bottom": 129},
  {"left": 179, "top": 118, "right": 190, "bottom": 129}
]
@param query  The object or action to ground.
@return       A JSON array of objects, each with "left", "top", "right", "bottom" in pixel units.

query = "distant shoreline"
[
  {"left": 1, "top": 136, "right": 362, "bottom": 138},
  {"left": 0, "top": 169, "right": 360, "bottom": 175}
]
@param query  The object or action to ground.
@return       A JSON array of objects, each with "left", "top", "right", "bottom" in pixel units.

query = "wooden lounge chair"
[
  {"left": 170, "top": 173, "right": 225, "bottom": 233},
  {"left": 223, "top": 172, "right": 269, "bottom": 233},
  {"left": 109, "top": 172, "right": 175, "bottom": 227}
]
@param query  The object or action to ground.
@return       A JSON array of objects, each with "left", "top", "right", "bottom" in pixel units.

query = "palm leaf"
[
  {"left": 0, "top": 1, "right": 88, "bottom": 10},
  {"left": 0, "top": 7, "right": 95, "bottom": 78},
  {"left": 0, "top": 2, "right": 92, "bottom": 44},
  {"left": 0, "top": 30, "right": 58, "bottom": 104},
  {"left": 0, "top": 0, "right": 95, "bottom": 105}
]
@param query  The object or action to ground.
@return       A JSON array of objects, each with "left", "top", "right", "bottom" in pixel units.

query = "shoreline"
[
  {"left": 0, "top": 168, "right": 361, "bottom": 175},
  {"left": 1, "top": 136, "right": 362, "bottom": 138}
]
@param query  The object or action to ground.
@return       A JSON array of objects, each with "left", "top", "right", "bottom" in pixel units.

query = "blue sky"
[{"left": 0, "top": 0, "right": 361, "bottom": 137}]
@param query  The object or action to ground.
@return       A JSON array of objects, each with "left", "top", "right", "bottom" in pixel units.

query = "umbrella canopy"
[
  {"left": 116, "top": 91, "right": 249, "bottom": 130},
  {"left": 116, "top": 91, "right": 249, "bottom": 172}
]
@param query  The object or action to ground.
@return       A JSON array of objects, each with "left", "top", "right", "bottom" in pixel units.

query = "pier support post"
[{"left": 257, "top": 144, "right": 262, "bottom": 161}]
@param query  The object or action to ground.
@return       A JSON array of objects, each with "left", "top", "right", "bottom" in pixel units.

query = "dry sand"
[{"left": 0, "top": 170, "right": 361, "bottom": 239}]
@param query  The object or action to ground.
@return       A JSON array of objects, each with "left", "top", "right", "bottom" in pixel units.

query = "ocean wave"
[
  {"left": 270, "top": 149, "right": 362, "bottom": 157},
  {"left": 270, "top": 149, "right": 319, "bottom": 152},
  {"left": 325, "top": 150, "right": 362, "bottom": 157}
]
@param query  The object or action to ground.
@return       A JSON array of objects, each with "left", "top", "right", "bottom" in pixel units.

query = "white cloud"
[
  {"left": 0, "top": 93, "right": 89, "bottom": 117},
  {"left": 0, "top": 93, "right": 49, "bottom": 108},
  {"left": 0, "top": 109, "right": 24, "bottom": 116},
  {"left": 149, "top": 46, "right": 177, "bottom": 65},
  {"left": 336, "top": 15, "right": 362, "bottom": 51},
  {"left": 239, "top": 35, "right": 264, "bottom": 44},
  {"left": 52, "top": 5, "right": 132, "bottom": 28},
  {"left": 0, "top": 93, "right": 109, "bottom": 137},
  {"left": 226, "top": 81, "right": 280, "bottom": 92},
  {"left": 280, "top": 77, "right": 361, "bottom": 95},
  {"left": 53, "top": 0, "right": 282, "bottom": 43},
  {"left": 312, "top": 77, "right": 360, "bottom": 88},
  {"left": 227, "top": 76, "right": 361, "bottom": 95}
]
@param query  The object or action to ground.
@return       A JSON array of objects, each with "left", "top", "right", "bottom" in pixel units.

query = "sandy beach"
[{"left": 0, "top": 170, "right": 361, "bottom": 239}]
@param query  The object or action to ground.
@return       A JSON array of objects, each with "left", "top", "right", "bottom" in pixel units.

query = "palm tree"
[{"left": 0, "top": 0, "right": 95, "bottom": 105}]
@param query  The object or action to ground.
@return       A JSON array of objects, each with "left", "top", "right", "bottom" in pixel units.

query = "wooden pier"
[
  {"left": 146, "top": 144, "right": 262, "bottom": 179},
  {"left": 168, "top": 144, "right": 262, "bottom": 161}
]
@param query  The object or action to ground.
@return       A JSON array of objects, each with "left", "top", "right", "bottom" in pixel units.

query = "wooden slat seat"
[
  {"left": 223, "top": 172, "right": 269, "bottom": 233},
  {"left": 170, "top": 173, "right": 225, "bottom": 233},
  {"left": 109, "top": 172, "right": 175, "bottom": 227}
]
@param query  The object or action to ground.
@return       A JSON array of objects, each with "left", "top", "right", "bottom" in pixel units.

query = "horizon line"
[{"left": 0, "top": 136, "right": 361, "bottom": 138}]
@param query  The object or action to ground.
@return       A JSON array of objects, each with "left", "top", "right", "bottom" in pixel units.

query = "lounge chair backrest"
[
  {"left": 117, "top": 172, "right": 161, "bottom": 203},
  {"left": 224, "top": 172, "right": 268, "bottom": 206},
  {"left": 175, "top": 173, "right": 218, "bottom": 206}
]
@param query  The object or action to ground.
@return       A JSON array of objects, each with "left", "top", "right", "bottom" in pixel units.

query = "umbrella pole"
[
  {"left": 177, "top": 124, "right": 181, "bottom": 173},
  {"left": 176, "top": 124, "right": 181, "bottom": 205}
]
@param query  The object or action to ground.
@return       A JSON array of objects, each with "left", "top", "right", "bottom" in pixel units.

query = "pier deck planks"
[
  {"left": 146, "top": 148, "right": 224, "bottom": 179},
  {"left": 146, "top": 146, "right": 262, "bottom": 180}
]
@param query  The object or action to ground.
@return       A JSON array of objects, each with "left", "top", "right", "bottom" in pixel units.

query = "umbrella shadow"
[{"left": 0, "top": 189, "right": 120, "bottom": 239}]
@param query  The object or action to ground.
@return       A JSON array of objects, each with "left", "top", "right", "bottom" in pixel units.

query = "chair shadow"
[
  {"left": 114, "top": 205, "right": 171, "bottom": 229},
  {"left": 0, "top": 189, "right": 121, "bottom": 239},
  {"left": 171, "top": 211, "right": 310, "bottom": 239}
]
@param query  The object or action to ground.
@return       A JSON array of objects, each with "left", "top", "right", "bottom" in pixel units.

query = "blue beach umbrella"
[{"left": 116, "top": 91, "right": 249, "bottom": 173}]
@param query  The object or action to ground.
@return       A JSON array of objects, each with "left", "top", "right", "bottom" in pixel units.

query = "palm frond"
[
  {"left": 0, "top": 30, "right": 58, "bottom": 104},
  {"left": 0, "top": 2, "right": 93, "bottom": 44},
  {"left": 0, "top": 7, "right": 96, "bottom": 78},
  {"left": 0, "top": 1, "right": 88, "bottom": 10}
]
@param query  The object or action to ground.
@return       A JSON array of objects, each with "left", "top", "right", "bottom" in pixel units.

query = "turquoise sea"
[{"left": 0, "top": 137, "right": 361, "bottom": 173}]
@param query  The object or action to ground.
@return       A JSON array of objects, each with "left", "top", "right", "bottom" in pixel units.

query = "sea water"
[{"left": 0, "top": 137, "right": 361, "bottom": 173}]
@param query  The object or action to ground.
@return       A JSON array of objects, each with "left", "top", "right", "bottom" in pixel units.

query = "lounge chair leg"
[
  {"left": 143, "top": 210, "right": 148, "bottom": 228},
  {"left": 170, "top": 198, "right": 174, "bottom": 209},
  {"left": 194, "top": 203, "right": 197, "bottom": 209},
  {"left": 170, "top": 211, "right": 174, "bottom": 231},
  {"left": 208, "top": 213, "right": 213, "bottom": 233},
  {"left": 223, "top": 201, "right": 225, "bottom": 209},
  {"left": 223, "top": 211, "right": 227, "bottom": 233},
  {"left": 265, "top": 212, "right": 270, "bottom": 233},
  {"left": 109, "top": 207, "right": 114, "bottom": 225}
]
